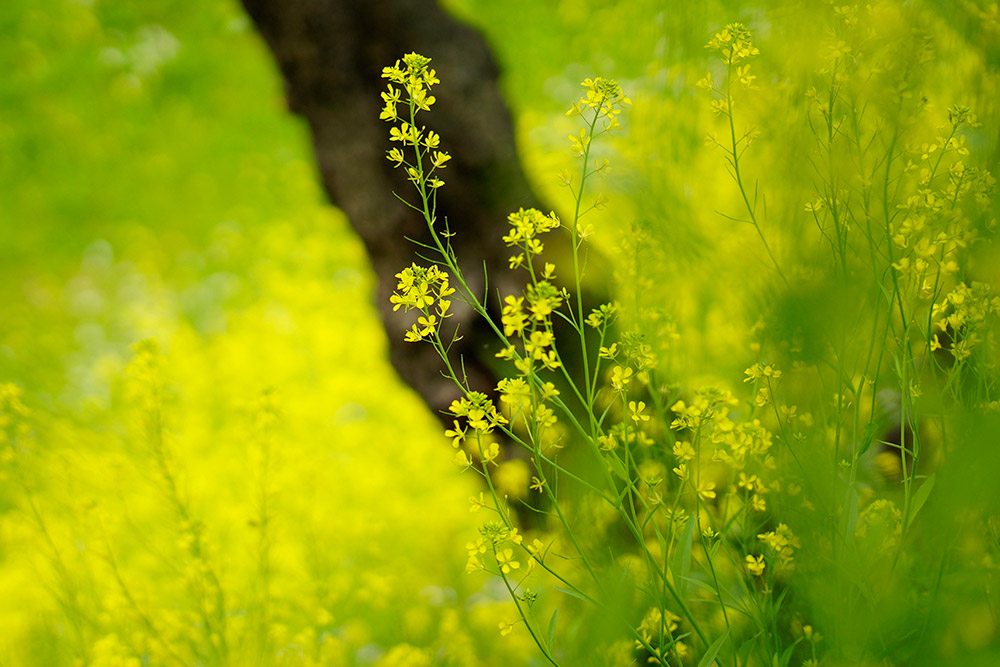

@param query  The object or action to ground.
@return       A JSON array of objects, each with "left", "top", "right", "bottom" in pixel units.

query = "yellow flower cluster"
[
  {"left": 889, "top": 105, "right": 993, "bottom": 283},
  {"left": 757, "top": 523, "right": 801, "bottom": 573},
  {"left": 465, "top": 523, "right": 534, "bottom": 579},
  {"left": 566, "top": 77, "right": 632, "bottom": 132},
  {"left": 635, "top": 607, "right": 685, "bottom": 662},
  {"left": 930, "top": 282, "right": 999, "bottom": 361},
  {"left": 744, "top": 362, "right": 783, "bottom": 407},
  {"left": 381, "top": 53, "right": 452, "bottom": 190},
  {"left": 856, "top": 499, "right": 903, "bottom": 554},
  {"left": 448, "top": 391, "right": 508, "bottom": 438},
  {"left": 503, "top": 207, "right": 561, "bottom": 270},
  {"left": 669, "top": 386, "right": 738, "bottom": 431},
  {"left": 497, "top": 284, "right": 564, "bottom": 378},
  {"left": 705, "top": 22, "right": 760, "bottom": 65},
  {"left": 665, "top": 383, "right": 778, "bottom": 514},
  {"left": 745, "top": 554, "right": 766, "bottom": 577},
  {"left": 389, "top": 264, "right": 455, "bottom": 343}
]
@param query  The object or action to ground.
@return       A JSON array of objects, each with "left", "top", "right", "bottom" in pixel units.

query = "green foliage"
[
  {"left": 3, "top": 0, "right": 1000, "bottom": 666},
  {"left": 383, "top": 3, "right": 1000, "bottom": 665},
  {"left": 0, "top": 1, "right": 529, "bottom": 665}
]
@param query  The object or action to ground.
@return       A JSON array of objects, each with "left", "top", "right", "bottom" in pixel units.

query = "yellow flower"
[
  {"left": 738, "top": 473, "right": 760, "bottom": 492},
  {"left": 444, "top": 420, "right": 466, "bottom": 447},
  {"left": 403, "top": 327, "right": 425, "bottom": 343},
  {"left": 672, "top": 441, "right": 696, "bottom": 462},
  {"left": 430, "top": 150, "right": 451, "bottom": 168},
  {"left": 481, "top": 441, "right": 501, "bottom": 466},
  {"left": 466, "top": 538, "right": 487, "bottom": 557},
  {"left": 745, "top": 554, "right": 766, "bottom": 576},
  {"left": 453, "top": 449, "right": 471, "bottom": 468},
  {"left": 469, "top": 493, "right": 486, "bottom": 512},
  {"left": 710, "top": 98, "right": 730, "bottom": 117},
  {"left": 525, "top": 331, "right": 555, "bottom": 359},
  {"left": 421, "top": 130, "right": 441, "bottom": 149},
  {"left": 535, "top": 404, "right": 558, "bottom": 429},
  {"left": 381, "top": 84, "right": 401, "bottom": 104},
  {"left": 744, "top": 362, "right": 782, "bottom": 382},
  {"left": 496, "top": 548, "right": 520, "bottom": 574},
  {"left": 736, "top": 64, "right": 756, "bottom": 88},
  {"left": 497, "top": 377, "right": 530, "bottom": 406},
  {"left": 379, "top": 101, "right": 397, "bottom": 121},
  {"left": 492, "top": 347, "right": 516, "bottom": 364},
  {"left": 628, "top": 400, "right": 650, "bottom": 423},
  {"left": 754, "top": 386, "right": 770, "bottom": 407},
  {"left": 569, "top": 128, "right": 591, "bottom": 156},
  {"left": 501, "top": 295, "right": 527, "bottom": 336},
  {"left": 611, "top": 365, "right": 633, "bottom": 390},
  {"left": 386, "top": 147, "right": 404, "bottom": 166},
  {"left": 758, "top": 523, "right": 800, "bottom": 554}
]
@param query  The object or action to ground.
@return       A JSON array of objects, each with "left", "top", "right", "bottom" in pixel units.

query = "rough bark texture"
[{"left": 240, "top": 0, "right": 549, "bottom": 418}]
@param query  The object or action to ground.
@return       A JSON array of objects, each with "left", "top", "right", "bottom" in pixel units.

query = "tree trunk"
[{"left": 240, "top": 0, "right": 547, "bottom": 419}]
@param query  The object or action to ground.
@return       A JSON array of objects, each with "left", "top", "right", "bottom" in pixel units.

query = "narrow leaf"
[
  {"left": 780, "top": 638, "right": 803, "bottom": 665},
  {"left": 546, "top": 609, "right": 558, "bottom": 651},
  {"left": 553, "top": 586, "right": 589, "bottom": 602},
  {"left": 696, "top": 630, "right": 730, "bottom": 667},
  {"left": 906, "top": 473, "right": 936, "bottom": 529},
  {"left": 858, "top": 422, "right": 878, "bottom": 456},
  {"left": 607, "top": 453, "right": 629, "bottom": 482},
  {"left": 673, "top": 517, "right": 695, "bottom": 598}
]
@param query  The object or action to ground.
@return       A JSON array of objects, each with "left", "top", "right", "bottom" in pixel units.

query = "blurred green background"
[{"left": 2, "top": 0, "right": 999, "bottom": 664}]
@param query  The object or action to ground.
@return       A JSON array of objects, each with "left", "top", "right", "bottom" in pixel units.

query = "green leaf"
[
  {"left": 738, "top": 635, "right": 760, "bottom": 664},
  {"left": 858, "top": 421, "right": 879, "bottom": 456},
  {"left": 681, "top": 575, "right": 719, "bottom": 596},
  {"left": 546, "top": 609, "right": 558, "bottom": 651},
  {"left": 553, "top": 586, "right": 589, "bottom": 602},
  {"left": 779, "top": 638, "right": 803, "bottom": 666},
  {"left": 696, "top": 630, "right": 730, "bottom": 667},
  {"left": 607, "top": 453, "right": 629, "bottom": 482},
  {"left": 673, "top": 516, "right": 695, "bottom": 598},
  {"left": 906, "top": 473, "right": 936, "bottom": 530}
]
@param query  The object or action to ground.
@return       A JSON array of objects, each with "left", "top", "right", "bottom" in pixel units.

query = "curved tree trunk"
[{"left": 240, "top": 0, "right": 547, "bottom": 419}]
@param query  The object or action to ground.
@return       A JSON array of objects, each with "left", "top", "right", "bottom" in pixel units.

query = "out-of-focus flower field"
[
  {"left": 1, "top": 0, "right": 526, "bottom": 664},
  {"left": 3, "top": 0, "right": 1000, "bottom": 665}
]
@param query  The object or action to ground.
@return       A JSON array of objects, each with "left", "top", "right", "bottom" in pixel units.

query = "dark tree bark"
[{"left": 240, "top": 0, "right": 548, "bottom": 418}]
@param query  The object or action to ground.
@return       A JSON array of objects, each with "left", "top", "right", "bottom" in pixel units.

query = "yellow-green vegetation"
[
  {"left": 1, "top": 0, "right": 531, "bottom": 665},
  {"left": 4, "top": 1, "right": 1000, "bottom": 667},
  {"left": 381, "top": 3, "right": 1000, "bottom": 665}
]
